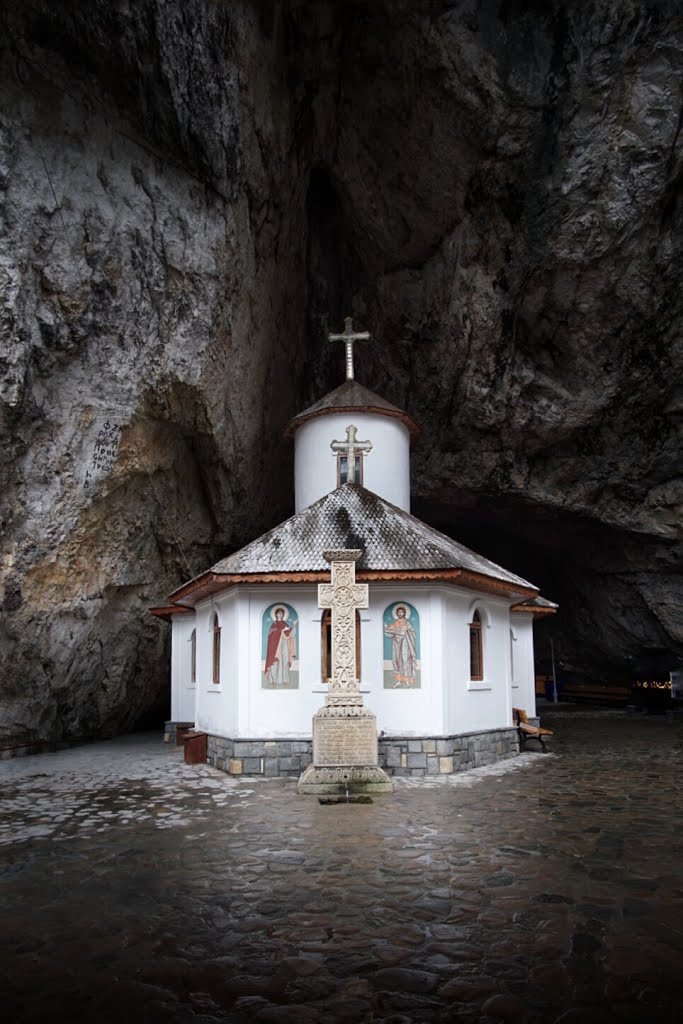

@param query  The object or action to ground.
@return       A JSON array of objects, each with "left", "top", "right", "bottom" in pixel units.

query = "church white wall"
[
  {"left": 362, "top": 586, "right": 443, "bottom": 736},
  {"left": 192, "top": 586, "right": 327, "bottom": 740},
  {"left": 294, "top": 413, "right": 411, "bottom": 512},
  {"left": 193, "top": 591, "right": 239, "bottom": 738},
  {"left": 188, "top": 582, "right": 525, "bottom": 741},
  {"left": 242, "top": 586, "right": 324, "bottom": 738},
  {"left": 510, "top": 615, "right": 537, "bottom": 717},
  {"left": 170, "top": 614, "right": 197, "bottom": 724},
  {"left": 191, "top": 583, "right": 445, "bottom": 740},
  {"left": 239, "top": 585, "right": 445, "bottom": 738},
  {"left": 442, "top": 590, "right": 513, "bottom": 734}
]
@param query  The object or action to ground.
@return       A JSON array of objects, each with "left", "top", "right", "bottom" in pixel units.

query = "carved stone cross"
[
  {"left": 328, "top": 316, "right": 370, "bottom": 381},
  {"left": 318, "top": 549, "right": 368, "bottom": 696},
  {"left": 330, "top": 425, "right": 373, "bottom": 484}
]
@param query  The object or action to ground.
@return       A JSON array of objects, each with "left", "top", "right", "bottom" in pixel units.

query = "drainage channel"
[{"left": 318, "top": 795, "right": 373, "bottom": 805}]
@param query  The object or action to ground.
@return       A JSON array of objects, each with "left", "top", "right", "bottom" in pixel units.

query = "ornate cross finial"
[
  {"left": 328, "top": 316, "right": 370, "bottom": 381},
  {"left": 330, "top": 425, "right": 373, "bottom": 485},
  {"left": 318, "top": 549, "right": 368, "bottom": 695}
]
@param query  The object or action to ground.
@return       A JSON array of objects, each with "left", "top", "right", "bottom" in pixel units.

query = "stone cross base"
[
  {"left": 298, "top": 763, "right": 393, "bottom": 795},
  {"left": 298, "top": 705, "right": 393, "bottom": 794},
  {"left": 313, "top": 705, "right": 378, "bottom": 766}
]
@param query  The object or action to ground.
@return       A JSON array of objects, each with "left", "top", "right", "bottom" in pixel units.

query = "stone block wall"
[
  {"left": 207, "top": 736, "right": 313, "bottom": 777},
  {"left": 378, "top": 728, "right": 518, "bottom": 777},
  {"left": 205, "top": 727, "right": 518, "bottom": 777}
]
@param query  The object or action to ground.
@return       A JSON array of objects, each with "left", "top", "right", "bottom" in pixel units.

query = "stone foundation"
[
  {"left": 206, "top": 736, "right": 314, "bottom": 776},
  {"left": 205, "top": 727, "right": 519, "bottom": 777},
  {"left": 378, "top": 728, "right": 519, "bottom": 777}
]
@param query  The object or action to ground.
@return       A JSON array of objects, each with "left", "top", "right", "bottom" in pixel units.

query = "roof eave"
[
  {"left": 168, "top": 567, "right": 538, "bottom": 607},
  {"left": 511, "top": 604, "right": 558, "bottom": 618},
  {"left": 149, "top": 605, "right": 195, "bottom": 620}
]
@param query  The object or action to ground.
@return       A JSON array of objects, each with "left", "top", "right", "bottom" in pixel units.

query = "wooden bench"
[{"left": 513, "top": 707, "right": 554, "bottom": 753}]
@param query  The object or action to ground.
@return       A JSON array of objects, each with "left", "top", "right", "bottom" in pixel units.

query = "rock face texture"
[{"left": 1, "top": 0, "right": 681, "bottom": 749}]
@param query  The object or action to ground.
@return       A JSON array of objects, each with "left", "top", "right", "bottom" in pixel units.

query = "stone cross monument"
[
  {"left": 298, "top": 549, "right": 393, "bottom": 795},
  {"left": 319, "top": 548, "right": 368, "bottom": 700},
  {"left": 330, "top": 425, "right": 373, "bottom": 484},
  {"left": 329, "top": 317, "right": 370, "bottom": 381}
]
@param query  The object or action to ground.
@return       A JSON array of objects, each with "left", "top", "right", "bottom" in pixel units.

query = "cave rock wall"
[{"left": 1, "top": 0, "right": 681, "bottom": 748}]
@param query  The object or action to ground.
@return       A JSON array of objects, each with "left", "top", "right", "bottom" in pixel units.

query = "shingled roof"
[
  {"left": 284, "top": 380, "right": 421, "bottom": 438},
  {"left": 169, "top": 485, "right": 539, "bottom": 606}
]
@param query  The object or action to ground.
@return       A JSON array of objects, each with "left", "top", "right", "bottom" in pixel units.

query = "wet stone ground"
[{"left": 1, "top": 708, "right": 682, "bottom": 1024}]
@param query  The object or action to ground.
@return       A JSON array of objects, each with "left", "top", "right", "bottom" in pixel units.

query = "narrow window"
[
  {"left": 337, "top": 454, "right": 363, "bottom": 486},
  {"left": 509, "top": 629, "right": 515, "bottom": 683},
  {"left": 469, "top": 610, "right": 483, "bottom": 681},
  {"left": 321, "top": 610, "right": 361, "bottom": 681},
  {"left": 322, "top": 609, "right": 332, "bottom": 681},
  {"left": 190, "top": 628, "right": 196, "bottom": 684},
  {"left": 212, "top": 613, "right": 221, "bottom": 684}
]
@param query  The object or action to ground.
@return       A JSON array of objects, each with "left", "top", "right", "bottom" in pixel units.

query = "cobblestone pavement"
[{"left": 1, "top": 709, "right": 682, "bottom": 1024}]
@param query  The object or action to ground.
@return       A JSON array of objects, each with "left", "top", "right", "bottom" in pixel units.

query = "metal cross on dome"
[
  {"left": 330, "top": 425, "right": 373, "bottom": 485},
  {"left": 328, "top": 316, "right": 370, "bottom": 381}
]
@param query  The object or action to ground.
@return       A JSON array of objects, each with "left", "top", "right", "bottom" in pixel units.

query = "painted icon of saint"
[
  {"left": 264, "top": 607, "right": 298, "bottom": 687},
  {"left": 384, "top": 605, "right": 418, "bottom": 687}
]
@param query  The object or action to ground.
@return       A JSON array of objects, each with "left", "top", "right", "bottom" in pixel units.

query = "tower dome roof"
[{"left": 284, "top": 379, "right": 421, "bottom": 439}]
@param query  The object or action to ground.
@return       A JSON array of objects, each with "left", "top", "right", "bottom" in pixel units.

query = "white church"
[{"left": 152, "top": 320, "right": 556, "bottom": 778}]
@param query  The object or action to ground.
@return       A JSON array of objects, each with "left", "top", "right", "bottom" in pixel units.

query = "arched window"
[
  {"left": 469, "top": 610, "right": 483, "bottom": 681},
  {"left": 212, "top": 613, "right": 221, "bottom": 684},
  {"left": 321, "top": 609, "right": 361, "bottom": 682},
  {"left": 509, "top": 628, "right": 516, "bottom": 683},
  {"left": 190, "top": 628, "right": 196, "bottom": 684}
]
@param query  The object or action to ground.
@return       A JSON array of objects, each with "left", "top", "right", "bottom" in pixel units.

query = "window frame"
[
  {"left": 509, "top": 627, "right": 519, "bottom": 687},
  {"left": 321, "top": 609, "right": 361, "bottom": 682},
  {"left": 469, "top": 610, "right": 484, "bottom": 681},
  {"left": 211, "top": 612, "right": 221, "bottom": 685},
  {"left": 190, "top": 627, "right": 197, "bottom": 684},
  {"left": 336, "top": 453, "right": 363, "bottom": 486}
]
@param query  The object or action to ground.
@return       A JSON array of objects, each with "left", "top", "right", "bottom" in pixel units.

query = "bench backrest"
[{"left": 512, "top": 707, "right": 529, "bottom": 725}]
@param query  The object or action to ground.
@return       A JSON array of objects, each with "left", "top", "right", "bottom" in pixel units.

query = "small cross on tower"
[
  {"left": 318, "top": 549, "right": 369, "bottom": 695},
  {"left": 330, "top": 425, "right": 373, "bottom": 485},
  {"left": 328, "top": 316, "right": 370, "bottom": 381}
]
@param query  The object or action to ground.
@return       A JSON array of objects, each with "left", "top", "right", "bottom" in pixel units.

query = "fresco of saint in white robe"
[{"left": 383, "top": 603, "right": 420, "bottom": 688}]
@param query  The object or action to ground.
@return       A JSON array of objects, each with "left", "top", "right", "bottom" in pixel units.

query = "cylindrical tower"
[{"left": 285, "top": 380, "right": 420, "bottom": 513}]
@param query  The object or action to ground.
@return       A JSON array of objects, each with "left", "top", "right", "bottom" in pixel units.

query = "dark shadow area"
[{"left": 413, "top": 494, "right": 682, "bottom": 683}]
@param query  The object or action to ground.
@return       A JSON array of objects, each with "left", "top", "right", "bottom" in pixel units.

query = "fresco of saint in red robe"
[{"left": 262, "top": 603, "right": 299, "bottom": 688}]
